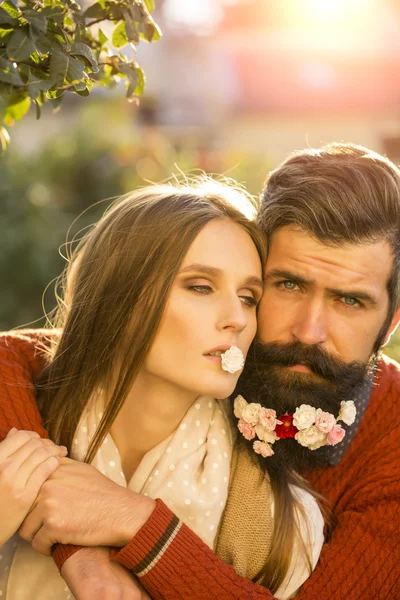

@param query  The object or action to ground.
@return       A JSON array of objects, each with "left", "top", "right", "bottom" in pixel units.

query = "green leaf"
[
  {"left": 71, "top": 41, "right": 99, "bottom": 72},
  {"left": 0, "top": 56, "right": 23, "bottom": 85},
  {"left": 49, "top": 49, "right": 68, "bottom": 86},
  {"left": 0, "top": 28, "right": 13, "bottom": 44},
  {"left": 0, "top": 1, "right": 20, "bottom": 20},
  {"left": 42, "top": 6, "right": 65, "bottom": 23},
  {"left": 6, "top": 28, "right": 36, "bottom": 62},
  {"left": 83, "top": 1, "right": 108, "bottom": 20},
  {"left": 0, "top": 6, "right": 17, "bottom": 25},
  {"left": 123, "top": 10, "right": 139, "bottom": 45},
  {"left": 4, "top": 93, "right": 30, "bottom": 125},
  {"left": 143, "top": 0, "right": 155, "bottom": 13},
  {"left": 112, "top": 21, "right": 127, "bottom": 48},
  {"left": 66, "top": 55, "right": 85, "bottom": 83},
  {"left": 98, "top": 27, "right": 108, "bottom": 45},
  {"left": 23, "top": 9, "right": 47, "bottom": 39},
  {"left": 140, "top": 18, "right": 161, "bottom": 42},
  {"left": 75, "top": 84, "right": 89, "bottom": 96},
  {"left": 118, "top": 62, "right": 145, "bottom": 95},
  {"left": 27, "top": 71, "right": 52, "bottom": 99}
]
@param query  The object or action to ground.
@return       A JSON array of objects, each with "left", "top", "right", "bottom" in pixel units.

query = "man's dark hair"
[{"left": 258, "top": 143, "right": 400, "bottom": 342}]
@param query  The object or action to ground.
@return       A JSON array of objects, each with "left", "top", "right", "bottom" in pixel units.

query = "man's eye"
[
  {"left": 342, "top": 296, "right": 361, "bottom": 308},
  {"left": 278, "top": 280, "right": 299, "bottom": 291}
]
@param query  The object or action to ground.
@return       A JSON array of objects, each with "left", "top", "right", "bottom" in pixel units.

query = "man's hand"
[
  {"left": 18, "top": 457, "right": 156, "bottom": 555},
  {"left": 61, "top": 547, "right": 151, "bottom": 600}
]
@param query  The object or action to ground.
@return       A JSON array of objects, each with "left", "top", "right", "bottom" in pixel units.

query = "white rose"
[
  {"left": 241, "top": 402, "right": 261, "bottom": 426},
  {"left": 295, "top": 426, "right": 326, "bottom": 449},
  {"left": 338, "top": 401, "right": 357, "bottom": 426},
  {"left": 233, "top": 395, "right": 248, "bottom": 419},
  {"left": 221, "top": 345, "right": 244, "bottom": 374},
  {"left": 255, "top": 424, "right": 278, "bottom": 445},
  {"left": 293, "top": 404, "right": 317, "bottom": 430}
]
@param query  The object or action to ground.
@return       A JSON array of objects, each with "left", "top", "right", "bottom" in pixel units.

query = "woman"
[{"left": 0, "top": 179, "right": 323, "bottom": 599}]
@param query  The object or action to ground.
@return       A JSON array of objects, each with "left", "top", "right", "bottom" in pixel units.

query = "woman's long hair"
[
  {"left": 37, "top": 177, "right": 326, "bottom": 594},
  {"left": 37, "top": 178, "right": 266, "bottom": 464}
]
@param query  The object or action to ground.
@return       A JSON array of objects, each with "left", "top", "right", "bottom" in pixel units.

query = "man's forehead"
[{"left": 266, "top": 226, "right": 393, "bottom": 292}]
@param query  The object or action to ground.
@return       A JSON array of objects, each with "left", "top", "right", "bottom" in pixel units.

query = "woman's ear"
[{"left": 382, "top": 307, "right": 400, "bottom": 346}]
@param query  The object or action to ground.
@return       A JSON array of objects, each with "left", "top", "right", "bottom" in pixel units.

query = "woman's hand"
[
  {"left": 0, "top": 428, "right": 68, "bottom": 547},
  {"left": 19, "top": 458, "right": 156, "bottom": 555},
  {"left": 61, "top": 547, "right": 152, "bottom": 600}
]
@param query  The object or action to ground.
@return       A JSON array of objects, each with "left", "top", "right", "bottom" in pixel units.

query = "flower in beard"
[
  {"left": 253, "top": 440, "right": 274, "bottom": 458},
  {"left": 237, "top": 418, "right": 256, "bottom": 440},
  {"left": 241, "top": 402, "right": 261, "bottom": 426},
  {"left": 293, "top": 404, "right": 317, "bottom": 430},
  {"left": 327, "top": 425, "right": 346, "bottom": 445},
  {"left": 275, "top": 414, "right": 298, "bottom": 439},
  {"left": 295, "top": 426, "right": 326, "bottom": 449},
  {"left": 259, "top": 408, "right": 279, "bottom": 430},
  {"left": 338, "top": 400, "right": 357, "bottom": 425},
  {"left": 233, "top": 395, "right": 247, "bottom": 419},
  {"left": 315, "top": 409, "right": 336, "bottom": 433},
  {"left": 255, "top": 424, "right": 278, "bottom": 444}
]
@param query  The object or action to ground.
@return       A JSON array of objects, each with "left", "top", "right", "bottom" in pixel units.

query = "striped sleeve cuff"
[{"left": 111, "top": 498, "right": 182, "bottom": 576}]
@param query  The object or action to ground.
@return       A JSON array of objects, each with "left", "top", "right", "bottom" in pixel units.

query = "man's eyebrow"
[
  {"left": 266, "top": 269, "right": 310, "bottom": 286},
  {"left": 179, "top": 263, "right": 264, "bottom": 290},
  {"left": 266, "top": 269, "right": 378, "bottom": 305}
]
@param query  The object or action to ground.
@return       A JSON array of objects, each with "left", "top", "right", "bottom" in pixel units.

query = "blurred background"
[{"left": 2, "top": 0, "right": 400, "bottom": 358}]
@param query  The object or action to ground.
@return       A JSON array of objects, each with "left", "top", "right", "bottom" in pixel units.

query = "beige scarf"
[{"left": 0, "top": 396, "right": 323, "bottom": 600}]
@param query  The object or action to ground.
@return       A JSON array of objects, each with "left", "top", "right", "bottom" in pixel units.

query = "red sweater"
[{"left": 0, "top": 330, "right": 399, "bottom": 600}]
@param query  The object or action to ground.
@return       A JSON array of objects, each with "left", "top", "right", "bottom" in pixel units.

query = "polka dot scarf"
[{"left": 1, "top": 395, "right": 232, "bottom": 599}]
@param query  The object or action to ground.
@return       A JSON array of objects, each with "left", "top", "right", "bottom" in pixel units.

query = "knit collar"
[{"left": 326, "top": 370, "right": 374, "bottom": 466}]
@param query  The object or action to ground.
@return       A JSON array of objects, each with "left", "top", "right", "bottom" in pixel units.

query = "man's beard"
[{"left": 234, "top": 340, "right": 377, "bottom": 472}]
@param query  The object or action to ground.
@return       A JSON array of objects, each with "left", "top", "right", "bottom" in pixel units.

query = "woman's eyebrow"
[{"left": 179, "top": 263, "right": 263, "bottom": 290}]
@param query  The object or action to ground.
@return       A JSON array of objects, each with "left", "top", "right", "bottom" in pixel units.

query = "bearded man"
[{"left": 0, "top": 143, "right": 399, "bottom": 600}]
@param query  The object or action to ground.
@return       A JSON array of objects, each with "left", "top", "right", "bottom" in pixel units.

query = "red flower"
[{"left": 275, "top": 414, "right": 298, "bottom": 439}]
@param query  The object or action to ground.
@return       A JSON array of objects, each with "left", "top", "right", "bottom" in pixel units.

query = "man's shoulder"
[
  {"left": 373, "top": 353, "right": 400, "bottom": 397},
  {"left": 0, "top": 328, "right": 60, "bottom": 367}
]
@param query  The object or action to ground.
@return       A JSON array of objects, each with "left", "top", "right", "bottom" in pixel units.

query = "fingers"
[
  {"left": 16, "top": 439, "right": 67, "bottom": 486},
  {"left": 0, "top": 429, "right": 41, "bottom": 461},
  {"left": 26, "top": 454, "right": 64, "bottom": 498}
]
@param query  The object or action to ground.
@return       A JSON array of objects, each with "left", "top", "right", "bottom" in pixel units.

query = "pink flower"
[
  {"left": 237, "top": 418, "right": 256, "bottom": 440},
  {"left": 259, "top": 408, "right": 278, "bottom": 430},
  {"left": 327, "top": 425, "right": 345, "bottom": 446},
  {"left": 315, "top": 409, "right": 336, "bottom": 433},
  {"left": 253, "top": 440, "right": 274, "bottom": 458}
]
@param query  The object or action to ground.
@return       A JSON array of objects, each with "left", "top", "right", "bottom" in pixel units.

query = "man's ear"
[{"left": 382, "top": 307, "right": 400, "bottom": 345}]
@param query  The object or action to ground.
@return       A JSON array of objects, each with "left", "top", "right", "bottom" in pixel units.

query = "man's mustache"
[{"left": 248, "top": 340, "right": 369, "bottom": 382}]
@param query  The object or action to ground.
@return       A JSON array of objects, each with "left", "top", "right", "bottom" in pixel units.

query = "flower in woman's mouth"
[{"left": 221, "top": 346, "right": 244, "bottom": 374}]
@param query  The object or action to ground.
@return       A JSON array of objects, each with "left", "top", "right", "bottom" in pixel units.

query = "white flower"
[
  {"left": 255, "top": 424, "right": 278, "bottom": 445},
  {"left": 295, "top": 426, "right": 326, "bottom": 449},
  {"left": 293, "top": 404, "right": 317, "bottom": 430},
  {"left": 233, "top": 395, "right": 248, "bottom": 419},
  {"left": 338, "top": 401, "right": 357, "bottom": 426},
  {"left": 221, "top": 345, "right": 244, "bottom": 374},
  {"left": 241, "top": 402, "right": 261, "bottom": 426}
]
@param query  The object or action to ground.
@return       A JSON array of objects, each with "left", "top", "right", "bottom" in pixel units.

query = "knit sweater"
[{"left": 0, "top": 330, "right": 399, "bottom": 600}]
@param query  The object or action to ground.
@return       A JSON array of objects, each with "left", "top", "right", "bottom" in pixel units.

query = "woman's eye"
[
  {"left": 239, "top": 295, "right": 258, "bottom": 307},
  {"left": 187, "top": 285, "right": 213, "bottom": 294}
]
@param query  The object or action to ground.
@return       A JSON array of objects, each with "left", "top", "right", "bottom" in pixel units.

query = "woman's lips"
[{"left": 205, "top": 355, "right": 222, "bottom": 362}]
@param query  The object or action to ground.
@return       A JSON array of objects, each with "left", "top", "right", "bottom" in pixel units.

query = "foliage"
[{"left": 0, "top": 0, "right": 161, "bottom": 149}]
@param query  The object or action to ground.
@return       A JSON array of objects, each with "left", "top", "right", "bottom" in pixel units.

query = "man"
[{"left": 1, "top": 143, "right": 399, "bottom": 599}]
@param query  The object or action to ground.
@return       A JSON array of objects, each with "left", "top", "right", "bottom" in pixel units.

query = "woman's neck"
[{"left": 109, "top": 371, "right": 197, "bottom": 475}]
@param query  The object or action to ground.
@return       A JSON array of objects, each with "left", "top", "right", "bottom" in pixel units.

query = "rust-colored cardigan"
[{"left": 0, "top": 330, "right": 399, "bottom": 600}]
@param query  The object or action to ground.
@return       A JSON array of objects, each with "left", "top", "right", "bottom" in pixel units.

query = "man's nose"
[{"left": 291, "top": 300, "right": 328, "bottom": 346}]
